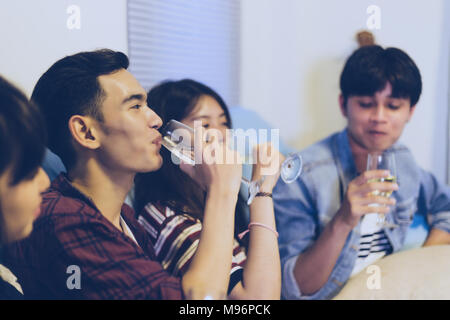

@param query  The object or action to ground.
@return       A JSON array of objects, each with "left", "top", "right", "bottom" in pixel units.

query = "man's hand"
[
  {"left": 423, "top": 228, "right": 450, "bottom": 246},
  {"left": 336, "top": 170, "right": 398, "bottom": 229}
]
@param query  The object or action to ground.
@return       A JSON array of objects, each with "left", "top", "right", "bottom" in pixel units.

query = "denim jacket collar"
[{"left": 333, "top": 129, "right": 358, "bottom": 198}]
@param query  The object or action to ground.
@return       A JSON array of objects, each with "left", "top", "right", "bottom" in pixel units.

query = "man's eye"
[
  {"left": 388, "top": 104, "right": 400, "bottom": 110},
  {"left": 359, "top": 102, "right": 373, "bottom": 108},
  {"left": 202, "top": 124, "right": 210, "bottom": 128},
  {"left": 131, "top": 104, "right": 141, "bottom": 109}
]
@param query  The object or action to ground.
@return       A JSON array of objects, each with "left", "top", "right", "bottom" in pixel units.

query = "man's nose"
[
  {"left": 146, "top": 107, "right": 162, "bottom": 129},
  {"left": 370, "top": 104, "right": 387, "bottom": 122}
]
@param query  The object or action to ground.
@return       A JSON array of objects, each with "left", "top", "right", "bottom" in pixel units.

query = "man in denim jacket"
[{"left": 274, "top": 45, "right": 450, "bottom": 300}]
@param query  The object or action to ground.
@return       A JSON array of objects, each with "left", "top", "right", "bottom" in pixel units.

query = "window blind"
[{"left": 127, "top": 0, "right": 240, "bottom": 106}]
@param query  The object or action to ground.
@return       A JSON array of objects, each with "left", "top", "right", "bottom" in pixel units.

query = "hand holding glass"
[
  {"left": 160, "top": 120, "right": 303, "bottom": 205},
  {"left": 366, "top": 151, "right": 398, "bottom": 228}
]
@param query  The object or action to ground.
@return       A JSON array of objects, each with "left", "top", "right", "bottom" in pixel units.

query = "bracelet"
[
  {"left": 255, "top": 192, "right": 272, "bottom": 198},
  {"left": 238, "top": 222, "right": 279, "bottom": 240}
]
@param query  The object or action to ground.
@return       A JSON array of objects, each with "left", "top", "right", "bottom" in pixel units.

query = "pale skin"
[
  {"left": 228, "top": 143, "right": 282, "bottom": 300},
  {"left": 179, "top": 126, "right": 242, "bottom": 299},
  {"left": 183, "top": 95, "right": 281, "bottom": 300},
  {"left": 293, "top": 83, "right": 450, "bottom": 296},
  {"left": 67, "top": 69, "right": 242, "bottom": 300}
]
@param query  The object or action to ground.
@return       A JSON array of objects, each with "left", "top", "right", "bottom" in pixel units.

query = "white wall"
[
  {"left": 1, "top": 0, "right": 449, "bottom": 181},
  {"left": 0, "top": 0, "right": 128, "bottom": 97},
  {"left": 241, "top": 0, "right": 450, "bottom": 181}
]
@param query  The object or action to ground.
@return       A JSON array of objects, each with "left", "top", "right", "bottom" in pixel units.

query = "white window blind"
[{"left": 127, "top": 0, "right": 240, "bottom": 106}]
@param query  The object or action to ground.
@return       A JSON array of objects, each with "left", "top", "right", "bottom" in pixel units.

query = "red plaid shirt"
[{"left": 2, "top": 174, "right": 183, "bottom": 299}]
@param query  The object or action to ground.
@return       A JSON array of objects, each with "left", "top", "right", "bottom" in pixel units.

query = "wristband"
[
  {"left": 255, "top": 192, "right": 272, "bottom": 198},
  {"left": 238, "top": 222, "right": 279, "bottom": 240}
]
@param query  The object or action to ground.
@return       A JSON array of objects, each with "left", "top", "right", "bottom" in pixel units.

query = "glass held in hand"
[
  {"left": 160, "top": 119, "right": 303, "bottom": 205},
  {"left": 230, "top": 130, "right": 303, "bottom": 185},
  {"left": 160, "top": 119, "right": 261, "bottom": 204},
  {"left": 366, "top": 151, "right": 398, "bottom": 229}
]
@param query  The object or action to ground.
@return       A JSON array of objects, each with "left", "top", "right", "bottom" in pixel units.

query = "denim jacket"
[{"left": 273, "top": 129, "right": 450, "bottom": 300}]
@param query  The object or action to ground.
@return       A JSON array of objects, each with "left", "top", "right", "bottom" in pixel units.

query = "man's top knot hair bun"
[{"left": 356, "top": 30, "right": 375, "bottom": 47}]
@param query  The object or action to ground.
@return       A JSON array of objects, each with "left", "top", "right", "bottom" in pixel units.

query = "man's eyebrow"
[
  {"left": 356, "top": 95, "right": 375, "bottom": 98},
  {"left": 387, "top": 95, "right": 405, "bottom": 99},
  {"left": 122, "top": 93, "right": 146, "bottom": 104}
]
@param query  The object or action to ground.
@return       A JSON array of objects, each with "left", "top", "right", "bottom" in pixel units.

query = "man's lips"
[
  {"left": 153, "top": 135, "right": 162, "bottom": 147},
  {"left": 368, "top": 130, "right": 387, "bottom": 135}
]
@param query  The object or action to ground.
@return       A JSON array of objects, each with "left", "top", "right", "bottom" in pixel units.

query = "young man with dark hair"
[
  {"left": 274, "top": 45, "right": 450, "bottom": 300},
  {"left": 3, "top": 49, "right": 243, "bottom": 299}
]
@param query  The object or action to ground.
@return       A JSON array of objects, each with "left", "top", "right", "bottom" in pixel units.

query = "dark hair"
[
  {"left": 0, "top": 76, "right": 46, "bottom": 185},
  {"left": 340, "top": 45, "right": 422, "bottom": 107},
  {"left": 133, "top": 79, "right": 248, "bottom": 243},
  {"left": 31, "top": 49, "right": 129, "bottom": 170},
  {"left": 0, "top": 76, "right": 47, "bottom": 245}
]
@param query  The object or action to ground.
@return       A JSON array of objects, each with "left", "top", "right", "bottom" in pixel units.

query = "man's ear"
[
  {"left": 339, "top": 94, "right": 347, "bottom": 118},
  {"left": 68, "top": 115, "right": 100, "bottom": 150}
]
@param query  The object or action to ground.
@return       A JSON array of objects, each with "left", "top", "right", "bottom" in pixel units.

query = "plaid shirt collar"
[{"left": 50, "top": 173, "right": 135, "bottom": 219}]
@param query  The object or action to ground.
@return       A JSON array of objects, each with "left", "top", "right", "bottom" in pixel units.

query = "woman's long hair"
[{"left": 133, "top": 79, "right": 248, "bottom": 244}]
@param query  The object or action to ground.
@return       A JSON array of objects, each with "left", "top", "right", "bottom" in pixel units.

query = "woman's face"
[
  {"left": 0, "top": 167, "right": 50, "bottom": 243},
  {"left": 181, "top": 95, "right": 230, "bottom": 143}
]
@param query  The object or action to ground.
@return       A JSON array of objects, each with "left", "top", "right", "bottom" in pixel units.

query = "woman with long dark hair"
[
  {"left": 134, "top": 79, "right": 281, "bottom": 299},
  {"left": 0, "top": 76, "right": 50, "bottom": 299}
]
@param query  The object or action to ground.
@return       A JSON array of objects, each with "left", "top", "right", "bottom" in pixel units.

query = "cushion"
[{"left": 333, "top": 245, "right": 450, "bottom": 300}]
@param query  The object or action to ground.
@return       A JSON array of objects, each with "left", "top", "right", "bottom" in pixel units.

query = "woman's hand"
[
  {"left": 251, "top": 142, "right": 284, "bottom": 193},
  {"left": 180, "top": 126, "right": 242, "bottom": 196}
]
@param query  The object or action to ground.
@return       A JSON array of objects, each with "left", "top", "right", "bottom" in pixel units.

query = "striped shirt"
[
  {"left": 351, "top": 213, "right": 393, "bottom": 277},
  {"left": 138, "top": 202, "right": 247, "bottom": 294}
]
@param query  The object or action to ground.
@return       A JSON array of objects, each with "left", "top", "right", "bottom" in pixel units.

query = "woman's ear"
[{"left": 68, "top": 115, "right": 100, "bottom": 150}]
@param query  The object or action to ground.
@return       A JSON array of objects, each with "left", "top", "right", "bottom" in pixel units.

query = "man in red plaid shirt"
[{"left": 2, "top": 49, "right": 242, "bottom": 299}]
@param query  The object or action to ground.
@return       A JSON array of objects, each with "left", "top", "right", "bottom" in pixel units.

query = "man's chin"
[
  {"left": 349, "top": 131, "right": 388, "bottom": 153},
  {"left": 365, "top": 145, "right": 394, "bottom": 153},
  {"left": 139, "top": 156, "right": 163, "bottom": 173},
  {"left": 362, "top": 136, "right": 397, "bottom": 152},
  {"left": 155, "top": 155, "right": 163, "bottom": 170}
]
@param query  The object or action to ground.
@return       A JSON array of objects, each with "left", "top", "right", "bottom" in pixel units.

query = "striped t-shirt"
[
  {"left": 138, "top": 202, "right": 247, "bottom": 294},
  {"left": 351, "top": 213, "right": 393, "bottom": 277}
]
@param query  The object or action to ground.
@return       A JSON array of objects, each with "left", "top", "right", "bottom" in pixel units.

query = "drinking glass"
[
  {"left": 161, "top": 119, "right": 303, "bottom": 205},
  {"left": 366, "top": 151, "right": 398, "bottom": 228}
]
